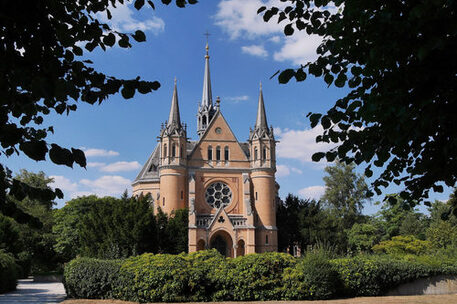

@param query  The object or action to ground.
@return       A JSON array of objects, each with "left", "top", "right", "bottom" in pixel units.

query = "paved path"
[{"left": 0, "top": 278, "right": 66, "bottom": 303}]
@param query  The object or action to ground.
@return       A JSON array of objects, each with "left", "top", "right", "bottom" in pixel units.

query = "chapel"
[{"left": 132, "top": 43, "right": 278, "bottom": 257}]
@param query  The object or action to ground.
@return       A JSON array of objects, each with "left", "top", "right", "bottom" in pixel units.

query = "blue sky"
[{"left": 2, "top": 0, "right": 452, "bottom": 212}]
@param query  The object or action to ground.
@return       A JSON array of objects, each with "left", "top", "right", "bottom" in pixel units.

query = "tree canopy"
[
  {"left": 0, "top": 0, "right": 196, "bottom": 220},
  {"left": 259, "top": 0, "right": 457, "bottom": 207}
]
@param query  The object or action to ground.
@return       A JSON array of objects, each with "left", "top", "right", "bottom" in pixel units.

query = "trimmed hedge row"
[
  {"left": 0, "top": 250, "right": 19, "bottom": 294},
  {"left": 64, "top": 250, "right": 457, "bottom": 302}
]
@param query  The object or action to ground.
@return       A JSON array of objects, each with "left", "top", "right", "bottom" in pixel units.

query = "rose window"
[{"left": 205, "top": 182, "right": 232, "bottom": 209}]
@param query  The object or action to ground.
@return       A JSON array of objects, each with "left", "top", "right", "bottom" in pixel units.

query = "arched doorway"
[
  {"left": 210, "top": 230, "right": 233, "bottom": 257},
  {"left": 197, "top": 239, "right": 205, "bottom": 251},
  {"left": 236, "top": 239, "right": 245, "bottom": 257}
]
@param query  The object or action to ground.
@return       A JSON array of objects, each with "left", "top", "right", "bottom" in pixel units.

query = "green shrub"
[
  {"left": 63, "top": 257, "right": 121, "bottom": 299},
  {"left": 282, "top": 252, "right": 339, "bottom": 300},
  {"left": 184, "top": 249, "right": 225, "bottom": 301},
  {"left": 0, "top": 250, "right": 18, "bottom": 293},
  {"left": 331, "top": 255, "right": 437, "bottom": 296},
  {"left": 117, "top": 253, "right": 189, "bottom": 302},
  {"left": 212, "top": 252, "right": 296, "bottom": 301}
]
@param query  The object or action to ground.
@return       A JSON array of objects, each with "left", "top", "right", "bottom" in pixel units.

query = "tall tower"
[
  {"left": 158, "top": 79, "right": 187, "bottom": 214},
  {"left": 197, "top": 43, "right": 217, "bottom": 137},
  {"left": 249, "top": 83, "right": 277, "bottom": 252}
]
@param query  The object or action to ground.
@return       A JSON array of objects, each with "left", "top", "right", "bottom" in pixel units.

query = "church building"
[{"left": 132, "top": 44, "right": 278, "bottom": 257}]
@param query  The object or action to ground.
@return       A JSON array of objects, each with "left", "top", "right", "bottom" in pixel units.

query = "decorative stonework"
[{"left": 205, "top": 182, "right": 232, "bottom": 209}]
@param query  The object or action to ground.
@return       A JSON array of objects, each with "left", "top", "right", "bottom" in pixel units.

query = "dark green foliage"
[
  {"left": 78, "top": 195, "right": 157, "bottom": 259},
  {"left": 282, "top": 253, "right": 340, "bottom": 300},
  {"left": 260, "top": 0, "right": 457, "bottom": 206},
  {"left": 64, "top": 257, "right": 121, "bottom": 299},
  {"left": 0, "top": 250, "right": 19, "bottom": 293}
]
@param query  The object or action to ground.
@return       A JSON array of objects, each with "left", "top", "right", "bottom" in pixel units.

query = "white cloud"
[
  {"left": 80, "top": 175, "right": 131, "bottom": 197},
  {"left": 215, "top": 0, "right": 284, "bottom": 39},
  {"left": 83, "top": 148, "right": 120, "bottom": 157},
  {"left": 87, "top": 162, "right": 106, "bottom": 168},
  {"left": 100, "top": 161, "right": 141, "bottom": 172},
  {"left": 298, "top": 185, "right": 326, "bottom": 200},
  {"left": 225, "top": 95, "right": 249, "bottom": 103},
  {"left": 50, "top": 176, "right": 78, "bottom": 192},
  {"left": 291, "top": 167, "right": 303, "bottom": 174},
  {"left": 98, "top": 2, "right": 165, "bottom": 34},
  {"left": 273, "top": 34, "right": 322, "bottom": 65},
  {"left": 269, "top": 35, "right": 281, "bottom": 43},
  {"left": 276, "top": 125, "right": 338, "bottom": 164},
  {"left": 276, "top": 164, "right": 290, "bottom": 177},
  {"left": 241, "top": 44, "right": 268, "bottom": 57},
  {"left": 70, "top": 191, "right": 95, "bottom": 199}
]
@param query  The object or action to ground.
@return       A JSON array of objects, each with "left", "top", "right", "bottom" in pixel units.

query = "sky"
[{"left": 2, "top": 0, "right": 452, "bottom": 212}]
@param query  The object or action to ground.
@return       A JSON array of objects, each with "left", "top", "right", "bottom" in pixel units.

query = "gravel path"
[{"left": 0, "top": 278, "right": 66, "bottom": 303}]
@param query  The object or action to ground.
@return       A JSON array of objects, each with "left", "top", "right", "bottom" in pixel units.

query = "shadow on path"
[{"left": 0, "top": 278, "right": 66, "bottom": 303}]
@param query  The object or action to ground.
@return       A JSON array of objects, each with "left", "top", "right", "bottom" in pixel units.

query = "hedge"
[
  {"left": 64, "top": 250, "right": 457, "bottom": 302},
  {"left": 0, "top": 250, "right": 19, "bottom": 294}
]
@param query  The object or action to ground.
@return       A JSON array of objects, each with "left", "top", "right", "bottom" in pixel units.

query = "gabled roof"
[{"left": 188, "top": 109, "right": 250, "bottom": 161}]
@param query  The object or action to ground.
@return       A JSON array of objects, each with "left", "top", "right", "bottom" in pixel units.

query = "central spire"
[
  {"left": 201, "top": 42, "right": 213, "bottom": 109},
  {"left": 197, "top": 42, "right": 217, "bottom": 137}
]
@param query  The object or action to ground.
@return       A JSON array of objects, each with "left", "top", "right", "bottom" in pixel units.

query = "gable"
[{"left": 189, "top": 111, "right": 249, "bottom": 163}]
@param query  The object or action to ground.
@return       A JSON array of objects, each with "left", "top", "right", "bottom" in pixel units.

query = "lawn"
[{"left": 62, "top": 294, "right": 457, "bottom": 304}]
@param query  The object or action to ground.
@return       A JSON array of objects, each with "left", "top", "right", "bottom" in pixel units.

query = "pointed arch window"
[
  {"left": 254, "top": 147, "right": 258, "bottom": 160},
  {"left": 180, "top": 144, "right": 183, "bottom": 157},
  {"left": 263, "top": 147, "right": 267, "bottom": 159},
  {"left": 208, "top": 146, "right": 213, "bottom": 160},
  {"left": 224, "top": 146, "right": 229, "bottom": 160},
  {"left": 172, "top": 144, "right": 176, "bottom": 157},
  {"left": 164, "top": 144, "right": 167, "bottom": 157},
  {"left": 216, "top": 146, "right": 221, "bottom": 161}
]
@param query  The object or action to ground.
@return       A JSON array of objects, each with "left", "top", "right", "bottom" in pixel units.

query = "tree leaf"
[
  {"left": 278, "top": 69, "right": 295, "bottom": 84},
  {"left": 49, "top": 144, "right": 74, "bottom": 167},
  {"left": 71, "top": 148, "right": 87, "bottom": 168},
  {"left": 312, "top": 152, "right": 325, "bottom": 162},
  {"left": 132, "top": 30, "right": 146, "bottom": 42},
  {"left": 19, "top": 140, "right": 48, "bottom": 161},
  {"left": 134, "top": 0, "right": 145, "bottom": 10}
]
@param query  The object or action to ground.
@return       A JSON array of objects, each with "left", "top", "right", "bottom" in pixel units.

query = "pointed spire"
[
  {"left": 167, "top": 77, "right": 182, "bottom": 130},
  {"left": 255, "top": 81, "right": 268, "bottom": 130},
  {"left": 201, "top": 42, "right": 213, "bottom": 108}
]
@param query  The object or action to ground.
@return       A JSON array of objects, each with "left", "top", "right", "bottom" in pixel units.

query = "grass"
[{"left": 62, "top": 294, "right": 457, "bottom": 304}]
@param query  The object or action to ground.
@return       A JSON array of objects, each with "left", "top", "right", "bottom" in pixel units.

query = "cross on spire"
[{"left": 204, "top": 30, "right": 211, "bottom": 43}]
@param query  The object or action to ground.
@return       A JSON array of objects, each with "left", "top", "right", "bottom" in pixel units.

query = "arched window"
[
  {"left": 254, "top": 147, "right": 258, "bottom": 160},
  {"left": 208, "top": 146, "right": 213, "bottom": 160},
  {"left": 266, "top": 235, "right": 269, "bottom": 245},
  {"left": 202, "top": 115, "right": 207, "bottom": 126},
  {"left": 163, "top": 197, "right": 165, "bottom": 206},
  {"left": 172, "top": 144, "right": 176, "bottom": 157},
  {"left": 224, "top": 146, "right": 229, "bottom": 160},
  {"left": 180, "top": 144, "right": 183, "bottom": 157},
  {"left": 163, "top": 144, "right": 167, "bottom": 157},
  {"left": 216, "top": 146, "right": 221, "bottom": 160},
  {"left": 263, "top": 147, "right": 267, "bottom": 159}
]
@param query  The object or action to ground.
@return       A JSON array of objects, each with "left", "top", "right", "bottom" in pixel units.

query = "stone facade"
[{"left": 132, "top": 44, "right": 278, "bottom": 257}]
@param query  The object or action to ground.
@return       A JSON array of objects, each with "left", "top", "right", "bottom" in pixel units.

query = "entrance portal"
[{"left": 210, "top": 231, "right": 233, "bottom": 257}]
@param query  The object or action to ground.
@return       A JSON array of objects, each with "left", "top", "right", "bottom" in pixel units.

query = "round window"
[
  {"left": 205, "top": 182, "right": 232, "bottom": 209},
  {"left": 215, "top": 127, "right": 222, "bottom": 134}
]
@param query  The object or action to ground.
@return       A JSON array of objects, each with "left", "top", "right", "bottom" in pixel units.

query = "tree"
[
  {"left": 0, "top": 0, "right": 196, "bottom": 222},
  {"left": 165, "top": 208, "right": 189, "bottom": 254},
  {"left": 347, "top": 223, "right": 381, "bottom": 253},
  {"left": 78, "top": 195, "right": 156, "bottom": 259},
  {"left": 321, "top": 160, "right": 369, "bottom": 229},
  {"left": 277, "top": 194, "right": 306, "bottom": 252},
  {"left": 372, "top": 235, "right": 432, "bottom": 256},
  {"left": 259, "top": 0, "right": 457, "bottom": 207}
]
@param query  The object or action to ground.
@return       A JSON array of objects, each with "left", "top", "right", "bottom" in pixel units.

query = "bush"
[
  {"left": 331, "top": 255, "right": 437, "bottom": 296},
  {"left": 282, "top": 252, "right": 340, "bottom": 300},
  {"left": 212, "top": 252, "right": 296, "bottom": 301},
  {"left": 64, "top": 257, "right": 121, "bottom": 299},
  {"left": 0, "top": 250, "right": 19, "bottom": 293},
  {"left": 63, "top": 251, "right": 457, "bottom": 302}
]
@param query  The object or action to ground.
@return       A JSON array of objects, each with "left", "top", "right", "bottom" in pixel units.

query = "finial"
[
  {"left": 174, "top": 77, "right": 177, "bottom": 85},
  {"left": 216, "top": 96, "right": 220, "bottom": 104},
  {"left": 204, "top": 31, "right": 210, "bottom": 58},
  {"left": 260, "top": 81, "right": 262, "bottom": 90}
]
